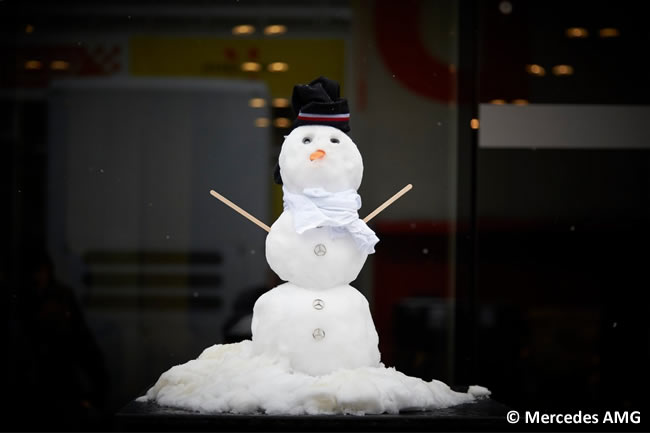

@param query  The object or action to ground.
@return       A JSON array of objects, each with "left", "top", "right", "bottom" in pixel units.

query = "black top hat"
[
  {"left": 274, "top": 76, "right": 350, "bottom": 185},
  {"left": 291, "top": 76, "right": 350, "bottom": 133}
]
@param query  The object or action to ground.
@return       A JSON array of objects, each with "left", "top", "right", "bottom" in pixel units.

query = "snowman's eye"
[
  {"left": 302, "top": 137, "right": 311, "bottom": 144},
  {"left": 330, "top": 138, "right": 340, "bottom": 144}
]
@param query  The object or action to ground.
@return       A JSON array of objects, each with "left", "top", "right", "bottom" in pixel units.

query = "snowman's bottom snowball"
[{"left": 140, "top": 340, "right": 490, "bottom": 415}]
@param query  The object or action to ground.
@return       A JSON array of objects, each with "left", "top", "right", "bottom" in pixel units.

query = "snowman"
[
  {"left": 141, "top": 77, "right": 489, "bottom": 415},
  {"left": 253, "top": 76, "right": 380, "bottom": 376}
]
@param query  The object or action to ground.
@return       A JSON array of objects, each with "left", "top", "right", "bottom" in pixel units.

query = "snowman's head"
[{"left": 278, "top": 124, "right": 363, "bottom": 193}]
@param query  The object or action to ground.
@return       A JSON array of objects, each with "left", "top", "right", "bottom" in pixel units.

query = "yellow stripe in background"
[{"left": 129, "top": 37, "right": 346, "bottom": 98}]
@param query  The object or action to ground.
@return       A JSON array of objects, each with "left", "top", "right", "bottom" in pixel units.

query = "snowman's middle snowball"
[{"left": 266, "top": 210, "right": 368, "bottom": 289}]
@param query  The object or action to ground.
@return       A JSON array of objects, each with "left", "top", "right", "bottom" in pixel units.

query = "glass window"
[{"left": 5, "top": 1, "right": 461, "bottom": 428}]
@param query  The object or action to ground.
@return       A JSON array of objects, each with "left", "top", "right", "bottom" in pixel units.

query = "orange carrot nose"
[{"left": 310, "top": 149, "right": 326, "bottom": 161}]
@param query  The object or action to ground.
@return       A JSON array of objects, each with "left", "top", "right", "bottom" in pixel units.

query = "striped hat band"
[{"left": 297, "top": 112, "right": 350, "bottom": 122}]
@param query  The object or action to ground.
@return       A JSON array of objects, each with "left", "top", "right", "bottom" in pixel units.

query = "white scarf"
[{"left": 282, "top": 186, "right": 379, "bottom": 254}]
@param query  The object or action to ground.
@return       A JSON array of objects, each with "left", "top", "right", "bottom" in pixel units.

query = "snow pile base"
[{"left": 140, "top": 340, "right": 489, "bottom": 415}]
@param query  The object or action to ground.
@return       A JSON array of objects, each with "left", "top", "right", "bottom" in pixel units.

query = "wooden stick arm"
[
  {"left": 210, "top": 183, "right": 411, "bottom": 233},
  {"left": 209, "top": 190, "right": 271, "bottom": 232},
  {"left": 363, "top": 184, "right": 413, "bottom": 223}
]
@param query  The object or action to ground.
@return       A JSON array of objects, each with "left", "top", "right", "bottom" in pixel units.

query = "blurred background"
[{"left": 3, "top": 0, "right": 648, "bottom": 430}]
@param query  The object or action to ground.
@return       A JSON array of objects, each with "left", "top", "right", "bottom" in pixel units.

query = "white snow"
[
  {"left": 265, "top": 212, "right": 367, "bottom": 289},
  {"left": 251, "top": 283, "right": 380, "bottom": 375},
  {"left": 265, "top": 125, "right": 371, "bottom": 288},
  {"left": 142, "top": 340, "right": 478, "bottom": 415},
  {"left": 468, "top": 385, "right": 492, "bottom": 398},
  {"left": 278, "top": 125, "right": 363, "bottom": 194}
]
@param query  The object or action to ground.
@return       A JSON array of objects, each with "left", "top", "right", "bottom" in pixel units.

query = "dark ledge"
[{"left": 116, "top": 397, "right": 512, "bottom": 432}]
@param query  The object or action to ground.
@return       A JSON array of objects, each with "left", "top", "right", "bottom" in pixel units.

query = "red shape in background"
[
  {"left": 247, "top": 47, "right": 259, "bottom": 60},
  {"left": 374, "top": 0, "right": 454, "bottom": 103},
  {"left": 6, "top": 45, "right": 118, "bottom": 88},
  {"left": 224, "top": 47, "right": 237, "bottom": 61}
]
